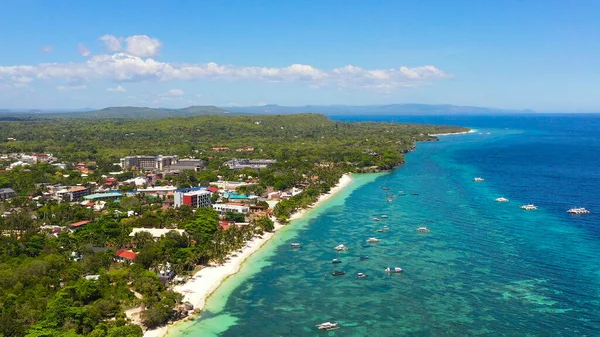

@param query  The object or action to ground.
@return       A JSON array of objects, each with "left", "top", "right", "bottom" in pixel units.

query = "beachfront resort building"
[
  {"left": 212, "top": 203, "right": 250, "bottom": 215},
  {"left": 174, "top": 189, "right": 212, "bottom": 209},
  {"left": 223, "top": 158, "right": 277, "bottom": 170}
]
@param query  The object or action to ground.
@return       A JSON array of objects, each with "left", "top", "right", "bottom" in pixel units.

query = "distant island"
[{"left": 0, "top": 103, "right": 534, "bottom": 120}]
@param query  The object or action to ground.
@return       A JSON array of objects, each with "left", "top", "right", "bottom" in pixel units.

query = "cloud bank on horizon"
[{"left": 0, "top": 34, "right": 450, "bottom": 96}]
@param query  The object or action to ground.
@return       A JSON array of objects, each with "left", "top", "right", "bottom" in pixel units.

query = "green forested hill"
[{"left": 0, "top": 113, "right": 467, "bottom": 170}]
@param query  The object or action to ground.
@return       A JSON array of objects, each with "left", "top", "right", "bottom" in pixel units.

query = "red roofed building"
[
  {"left": 69, "top": 220, "right": 91, "bottom": 229},
  {"left": 105, "top": 177, "right": 117, "bottom": 186},
  {"left": 219, "top": 221, "right": 231, "bottom": 230},
  {"left": 115, "top": 249, "right": 137, "bottom": 262},
  {"left": 207, "top": 186, "right": 219, "bottom": 193}
]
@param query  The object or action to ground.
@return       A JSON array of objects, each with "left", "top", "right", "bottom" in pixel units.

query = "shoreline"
[
  {"left": 142, "top": 173, "right": 354, "bottom": 337},
  {"left": 429, "top": 129, "right": 475, "bottom": 136}
]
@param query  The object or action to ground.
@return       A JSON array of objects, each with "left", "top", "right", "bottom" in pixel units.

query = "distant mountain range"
[
  {"left": 0, "top": 103, "right": 534, "bottom": 120},
  {"left": 225, "top": 104, "right": 534, "bottom": 115},
  {"left": 0, "top": 106, "right": 232, "bottom": 120}
]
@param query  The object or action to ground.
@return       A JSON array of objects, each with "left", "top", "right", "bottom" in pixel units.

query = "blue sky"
[{"left": 0, "top": 0, "right": 598, "bottom": 111}]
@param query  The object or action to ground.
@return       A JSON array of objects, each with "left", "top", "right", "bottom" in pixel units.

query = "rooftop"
[
  {"left": 83, "top": 192, "right": 123, "bottom": 200},
  {"left": 69, "top": 220, "right": 91, "bottom": 228}
]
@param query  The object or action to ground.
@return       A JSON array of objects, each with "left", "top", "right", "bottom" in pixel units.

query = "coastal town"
[{"left": 0, "top": 114, "right": 467, "bottom": 337}]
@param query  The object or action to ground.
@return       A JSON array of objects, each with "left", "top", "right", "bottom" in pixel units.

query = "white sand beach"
[
  {"left": 429, "top": 129, "right": 475, "bottom": 136},
  {"left": 143, "top": 173, "right": 353, "bottom": 337}
]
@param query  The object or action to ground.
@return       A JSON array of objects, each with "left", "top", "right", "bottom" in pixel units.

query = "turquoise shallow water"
[{"left": 173, "top": 116, "right": 600, "bottom": 336}]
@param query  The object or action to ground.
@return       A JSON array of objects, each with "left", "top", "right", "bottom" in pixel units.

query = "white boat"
[
  {"left": 567, "top": 207, "right": 590, "bottom": 214},
  {"left": 373, "top": 217, "right": 380, "bottom": 221},
  {"left": 495, "top": 197, "right": 509, "bottom": 202},
  {"left": 291, "top": 243, "right": 302, "bottom": 248},
  {"left": 416, "top": 227, "right": 430, "bottom": 233},
  {"left": 385, "top": 267, "right": 404, "bottom": 273},
  {"left": 366, "top": 238, "right": 380, "bottom": 243},
  {"left": 381, "top": 215, "right": 388, "bottom": 218},
  {"left": 521, "top": 204, "right": 537, "bottom": 210},
  {"left": 334, "top": 244, "right": 348, "bottom": 251},
  {"left": 382, "top": 226, "right": 389, "bottom": 231},
  {"left": 316, "top": 322, "right": 339, "bottom": 331},
  {"left": 357, "top": 272, "right": 368, "bottom": 279},
  {"left": 473, "top": 177, "right": 485, "bottom": 182}
]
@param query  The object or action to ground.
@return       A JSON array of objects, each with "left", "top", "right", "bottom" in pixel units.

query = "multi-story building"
[
  {"left": 0, "top": 188, "right": 17, "bottom": 201},
  {"left": 223, "top": 158, "right": 277, "bottom": 170},
  {"left": 164, "top": 159, "right": 205, "bottom": 172},
  {"left": 212, "top": 203, "right": 250, "bottom": 215},
  {"left": 59, "top": 186, "right": 90, "bottom": 201},
  {"left": 120, "top": 155, "right": 179, "bottom": 171},
  {"left": 174, "top": 189, "right": 211, "bottom": 208}
]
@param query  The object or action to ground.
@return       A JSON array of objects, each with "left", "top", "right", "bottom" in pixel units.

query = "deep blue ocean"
[{"left": 174, "top": 114, "right": 600, "bottom": 336}]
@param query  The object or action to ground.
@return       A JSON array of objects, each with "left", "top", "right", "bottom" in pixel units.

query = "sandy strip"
[
  {"left": 429, "top": 129, "right": 475, "bottom": 136},
  {"left": 143, "top": 173, "right": 353, "bottom": 337}
]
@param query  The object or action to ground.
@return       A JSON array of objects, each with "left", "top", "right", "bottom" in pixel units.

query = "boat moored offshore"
[
  {"left": 332, "top": 258, "right": 342, "bottom": 264},
  {"left": 495, "top": 197, "right": 509, "bottom": 202},
  {"left": 358, "top": 255, "right": 369, "bottom": 260},
  {"left": 473, "top": 177, "right": 485, "bottom": 182},
  {"left": 316, "top": 322, "right": 340, "bottom": 331},
  {"left": 357, "top": 272, "right": 368, "bottom": 279},
  {"left": 385, "top": 267, "right": 404, "bottom": 273},
  {"left": 291, "top": 243, "right": 303, "bottom": 248},
  {"left": 567, "top": 207, "right": 590, "bottom": 214},
  {"left": 334, "top": 244, "right": 348, "bottom": 251},
  {"left": 521, "top": 204, "right": 538, "bottom": 210},
  {"left": 416, "top": 227, "right": 430, "bottom": 233},
  {"left": 332, "top": 271, "right": 346, "bottom": 276},
  {"left": 366, "top": 238, "right": 380, "bottom": 243}
]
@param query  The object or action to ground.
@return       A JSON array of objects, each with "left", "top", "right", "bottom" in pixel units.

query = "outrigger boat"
[
  {"left": 358, "top": 255, "right": 369, "bottom": 260},
  {"left": 332, "top": 271, "right": 346, "bottom": 276},
  {"left": 316, "top": 322, "right": 340, "bottom": 331},
  {"left": 521, "top": 204, "right": 537, "bottom": 210},
  {"left": 332, "top": 259, "right": 342, "bottom": 264},
  {"left": 385, "top": 267, "right": 404, "bottom": 273},
  {"left": 567, "top": 207, "right": 590, "bottom": 214},
  {"left": 334, "top": 244, "right": 348, "bottom": 251}
]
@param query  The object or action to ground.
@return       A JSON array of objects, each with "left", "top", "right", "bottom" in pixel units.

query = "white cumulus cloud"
[
  {"left": 107, "top": 85, "right": 126, "bottom": 92},
  {"left": 0, "top": 34, "right": 451, "bottom": 93},
  {"left": 100, "top": 34, "right": 123, "bottom": 52},
  {"left": 125, "top": 35, "right": 162, "bottom": 57}
]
